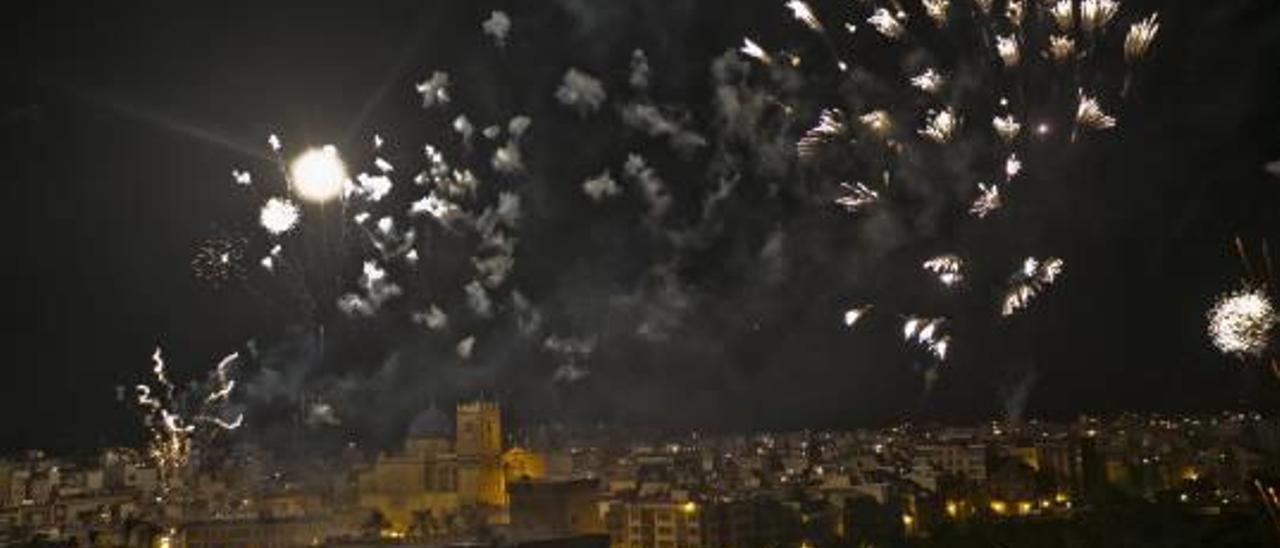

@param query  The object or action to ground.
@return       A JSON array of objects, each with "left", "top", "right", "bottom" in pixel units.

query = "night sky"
[{"left": 1, "top": 0, "right": 1278, "bottom": 453}]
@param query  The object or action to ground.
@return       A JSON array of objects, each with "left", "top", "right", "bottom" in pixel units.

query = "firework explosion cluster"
[
  {"left": 1207, "top": 237, "right": 1279, "bottom": 371},
  {"left": 746, "top": 0, "right": 1157, "bottom": 365},
  {"left": 135, "top": 348, "right": 242, "bottom": 499},
  {"left": 1208, "top": 288, "right": 1277, "bottom": 358},
  {"left": 155, "top": 0, "right": 1170, "bottom": 457}
]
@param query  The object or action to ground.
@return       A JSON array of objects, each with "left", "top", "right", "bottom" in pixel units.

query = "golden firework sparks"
[
  {"left": 919, "top": 107, "right": 959, "bottom": 143},
  {"left": 1048, "top": 35, "right": 1076, "bottom": 63},
  {"left": 1124, "top": 13, "right": 1160, "bottom": 63}
]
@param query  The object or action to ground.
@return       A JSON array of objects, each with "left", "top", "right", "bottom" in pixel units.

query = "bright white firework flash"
[
  {"left": 1125, "top": 13, "right": 1160, "bottom": 64},
  {"left": 919, "top": 108, "right": 959, "bottom": 143},
  {"left": 1002, "top": 257, "right": 1066, "bottom": 316},
  {"left": 260, "top": 198, "right": 300, "bottom": 235},
  {"left": 923, "top": 254, "right": 965, "bottom": 288},
  {"left": 843, "top": 305, "right": 872, "bottom": 327},
  {"left": 1207, "top": 288, "right": 1277, "bottom": 358},
  {"left": 993, "top": 114, "right": 1021, "bottom": 143},
  {"left": 868, "top": 8, "right": 905, "bottom": 40},
  {"left": 910, "top": 68, "right": 945, "bottom": 94},
  {"left": 835, "top": 182, "right": 880, "bottom": 213},
  {"left": 231, "top": 169, "right": 251, "bottom": 186},
  {"left": 290, "top": 146, "right": 347, "bottom": 202},
  {"left": 1005, "top": 153, "right": 1022, "bottom": 180},
  {"left": 996, "top": 35, "right": 1020, "bottom": 67},
  {"left": 786, "top": 0, "right": 823, "bottom": 31},
  {"left": 411, "top": 193, "right": 459, "bottom": 221},
  {"left": 903, "top": 316, "right": 951, "bottom": 360},
  {"left": 739, "top": 38, "right": 774, "bottom": 64},
  {"left": 969, "top": 183, "right": 1002, "bottom": 218}
]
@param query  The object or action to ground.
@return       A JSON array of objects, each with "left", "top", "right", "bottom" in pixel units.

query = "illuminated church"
[{"left": 356, "top": 400, "right": 544, "bottom": 532}]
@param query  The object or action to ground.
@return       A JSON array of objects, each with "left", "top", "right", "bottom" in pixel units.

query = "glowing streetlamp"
[{"left": 290, "top": 145, "right": 347, "bottom": 202}]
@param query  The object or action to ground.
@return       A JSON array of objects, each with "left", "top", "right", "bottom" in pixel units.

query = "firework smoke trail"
[{"left": 135, "top": 348, "right": 242, "bottom": 500}]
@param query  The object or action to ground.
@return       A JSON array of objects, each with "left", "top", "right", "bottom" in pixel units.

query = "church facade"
[{"left": 356, "top": 400, "right": 518, "bottom": 533}]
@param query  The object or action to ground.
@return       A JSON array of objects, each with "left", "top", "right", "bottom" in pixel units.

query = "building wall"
[
  {"left": 606, "top": 500, "right": 703, "bottom": 548},
  {"left": 509, "top": 479, "right": 605, "bottom": 540},
  {"left": 457, "top": 401, "right": 505, "bottom": 508}
]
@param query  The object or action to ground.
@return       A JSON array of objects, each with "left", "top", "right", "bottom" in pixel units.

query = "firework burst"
[
  {"left": 996, "top": 35, "right": 1021, "bottom": 67},
  {"left": 1207, "top": 288, "right": 1277, "bottom": 358},
  {"left": 860, "top": 109, "right": 894, "bottom": 137},
  {"left": 919, "top": 108, "right": 959, "bottom": 143},
  {"left": 1080, "top": 0, "right": 1119, "bottom": 34},
  {"left": 786, "top": 0, "right": 823, "bottom": 31},
  {"left": 867, "top": 8, "right": 905, "bottom": 40},
  {"left": 923, "top": 254, "right": 965, "bottom": 288},
  {"left": 1048, "top": 35, "right": 1076, "bottom": 63},
  {"left": 910, "top": 68, "right": 945, "bottom": 94},
  {"left": 259, "top": 197, "right": 300, "bottom": 235},
  {"left": 191, "top": 234, "right": 247, "bottom": 287},
  {"left": 798, "top": 108, "right": 847, "bottom": 160},
  {"left": 969, "top": 183, "right": 1002, "bottom": 218},
  {"left": 1074, "top": 90, "right": 1117, "bottom": 140},
  {"left": 1125, "top": 13, "right": 1160, "bottom": 64},
  {"left": 739, "top": 37, "right": 774, "bottom": 64},
  {"left": 1001, "top": 257, "right": 1066, "bottom": 316},
  {"left": 835, "top": 182, "right": 881, "bottom": 214},
  {"left": 135, "top": 348, "right": 242, "bottom": 500}
]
